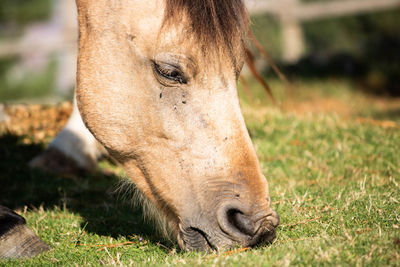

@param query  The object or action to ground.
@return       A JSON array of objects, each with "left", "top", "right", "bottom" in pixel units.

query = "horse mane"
[{"left": 164, "top": 0, "right": 249, "bottom": 53}]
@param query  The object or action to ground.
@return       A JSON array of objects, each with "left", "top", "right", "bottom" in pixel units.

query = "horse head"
[{"left": 75, "top": 0, "right": 279, "bottom": 251}]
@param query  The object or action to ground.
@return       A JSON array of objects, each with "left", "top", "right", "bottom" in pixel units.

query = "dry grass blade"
[
  {"left": 281, "top": 216, "right": 323, "bottom": 228},
  {"left": 77, "top": 241, "right": 136, "bottom": 251},
  {"left": 356, "top": 118, "right": 399, "bottom": 129},
  {"left": 222, "top": 247, "right": 250, "bottom": 256},
  {"left": 206, "top": 247, "right": 250, "bottom": 259},
  {"left": 271, "top": 197, "right": 315, "bottom": 205}
]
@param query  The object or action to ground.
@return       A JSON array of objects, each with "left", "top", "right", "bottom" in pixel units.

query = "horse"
[{"left": 23, "top": 0, "right": 279, "bottom": 253}]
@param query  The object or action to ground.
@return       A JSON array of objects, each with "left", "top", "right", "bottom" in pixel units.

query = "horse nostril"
[
  {"left": 217, "top": 203, "right": 255, "bottom": 242},
  {"left": 227, "top": 209, "right": 255, "bottom": 236},
  {"left": 217, "top": 203, "right": 279, "bottom": 247}
]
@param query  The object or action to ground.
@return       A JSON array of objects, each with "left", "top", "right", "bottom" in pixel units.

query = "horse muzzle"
[{"left": 177, "top": 201, "right": 279, "bottom": 251}]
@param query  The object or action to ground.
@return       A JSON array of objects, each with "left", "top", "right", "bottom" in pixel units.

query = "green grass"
[
  {"left": 1, "top": 79, "right": 399, "bottom": 266},
  {"left": 0, "top": 57, "right": 57, "bottom": 102}
]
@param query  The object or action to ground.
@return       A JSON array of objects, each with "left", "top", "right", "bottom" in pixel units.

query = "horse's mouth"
[
  {"left": 177, "top": 225, "right": 277, "bottom": 252},
  {"left": 177, "top": 226, "right": 215, "bottom": 252},
  {"left": 177, "top": 210, "right": 279, "bottom": 252}
]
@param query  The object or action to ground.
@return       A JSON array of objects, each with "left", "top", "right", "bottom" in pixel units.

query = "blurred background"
[
  {"left": 0, "top": 0, "right": 399, "bottom": 113},
  {"left": 248, "top": 0, "right": 400, "bottom": 96}
]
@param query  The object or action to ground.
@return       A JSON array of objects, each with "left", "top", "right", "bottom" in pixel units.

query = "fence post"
[{"left": 278, "top": 0, "right": 305, "bottom": 63}]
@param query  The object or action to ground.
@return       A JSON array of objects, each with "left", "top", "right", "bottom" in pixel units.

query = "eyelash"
[{"left": 153, "top": 62, "right": 187, "bottom": 84}]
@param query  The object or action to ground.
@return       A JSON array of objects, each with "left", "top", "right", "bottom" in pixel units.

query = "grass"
[{"left": 0, "top": 78, "right": 399, "bottom": 266}]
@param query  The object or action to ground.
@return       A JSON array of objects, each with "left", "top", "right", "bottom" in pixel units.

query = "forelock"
[{"left": 163, "top": 0, "right": 249, "bottom": 56}]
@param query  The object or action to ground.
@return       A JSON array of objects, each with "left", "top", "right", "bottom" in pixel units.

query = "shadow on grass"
[{"left": 0, "top": 133, "right": 168, "bottom": 247}]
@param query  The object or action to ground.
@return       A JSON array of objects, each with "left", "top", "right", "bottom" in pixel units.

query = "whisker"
[{"left": 113, "top": 177, "right": 176, "bottom": 242}]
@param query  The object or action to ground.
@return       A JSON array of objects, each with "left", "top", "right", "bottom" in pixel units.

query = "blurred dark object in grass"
[{"left": 0, "top": 205, "right": 49, "bottom": 258}]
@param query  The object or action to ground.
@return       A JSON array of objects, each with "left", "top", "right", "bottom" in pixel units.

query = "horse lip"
[
  {"left": 253, "top": 209, "right": 280, "bottom": 229},
  {"left": 248, "top": 211, "right": 279, "bottom": 246},
  {"left": 248, "top": 225, "right": 276, "bottom": 246},
  {"left": 177, "top": 224, "right": 215, "bottom": 252}
]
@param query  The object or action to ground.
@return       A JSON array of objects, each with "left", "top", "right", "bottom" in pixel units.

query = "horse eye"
[{"left": 153, "top": 62, "right": 187, "bottom": 84}]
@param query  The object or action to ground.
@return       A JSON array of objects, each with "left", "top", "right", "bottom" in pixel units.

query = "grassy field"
[{"left": 0, "top": 78, "right": 399, "bottom": 266}]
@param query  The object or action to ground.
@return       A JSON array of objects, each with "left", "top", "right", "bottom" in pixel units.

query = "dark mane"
[{"left": 164, "top": 0, "right": 249, "bottom": 53}]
